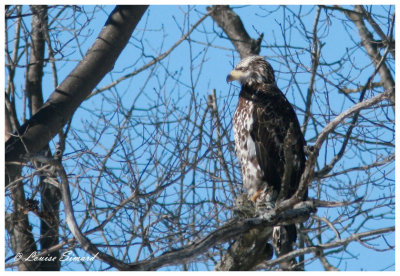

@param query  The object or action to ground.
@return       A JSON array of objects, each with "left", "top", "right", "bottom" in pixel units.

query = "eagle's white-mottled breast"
[{"left": 233, "top": 98, "right": 264, "bottom": 197}]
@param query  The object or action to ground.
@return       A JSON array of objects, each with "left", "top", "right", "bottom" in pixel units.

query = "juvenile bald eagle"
[{"left": 227, "top": 55, "right": 306, "bottom": 267}]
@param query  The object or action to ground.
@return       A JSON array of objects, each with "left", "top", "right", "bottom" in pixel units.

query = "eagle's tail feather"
[{"left": 272, "top": 224, "right": 298, "bottom": 270}]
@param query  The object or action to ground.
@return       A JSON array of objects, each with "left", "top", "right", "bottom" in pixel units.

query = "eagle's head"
[{"left": 227, "top": 55, "right": 276, "bottom": 87}]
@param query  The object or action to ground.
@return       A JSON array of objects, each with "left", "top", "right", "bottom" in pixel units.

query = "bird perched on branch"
[{"left": 227, "top": 55, "right": 306, "bottom": 269}]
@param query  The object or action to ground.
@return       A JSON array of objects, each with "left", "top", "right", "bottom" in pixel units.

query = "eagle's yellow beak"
[{"left": 226, "top": 69, "right": 243, "bottom": 83}]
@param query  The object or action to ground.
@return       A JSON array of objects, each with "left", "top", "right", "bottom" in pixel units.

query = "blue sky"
[{"left": 4, "top": 4, "right": 396, "bottom": 271}]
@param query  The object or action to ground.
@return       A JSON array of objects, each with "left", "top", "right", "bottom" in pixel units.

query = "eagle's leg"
[
  {"left": 252, "top": 187, "right": 277, "bottom": 219},
  {"left": 250, "top": 190, "right": 262, "bottom": 203}
]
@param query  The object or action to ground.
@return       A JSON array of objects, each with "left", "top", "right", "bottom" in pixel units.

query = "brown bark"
[
  {"left": 26, "top": 5, "right": 46, "bottom": 116},
  {"left": 6, "top": 5, "right": 48, "bottom": 271},
  {"left": 214, "top": 195, "right": 273, "bottom": 271},
  {"left": 5, "top": 183, "right": 39, "bottom": 271},
  {"left": 24, "top": 6, "right": 61, "bottom": 270},
  {"left": 5, "top": 5, "right": 22, "bottom": 140},
  {"left": 343, "top": 5, "right": 395, "bottom": 107},
  {"left": 5, "top": 5, "right": 148, "bottom": 185},
  {"left": 5, "top": 5, "right": 147, "bottom": 271},
  {"left": 207, "top": 5, "right": 263, "bottom": 59},
  {"left": 126, "top": 203, "right": 312, "bottom": 271}
]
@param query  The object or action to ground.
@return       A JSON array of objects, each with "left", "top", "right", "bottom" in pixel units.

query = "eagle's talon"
[{"left": 251, "top": 190, "right": 263, "bottom": 203}]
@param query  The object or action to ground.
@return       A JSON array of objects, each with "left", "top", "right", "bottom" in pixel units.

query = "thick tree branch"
[
  {"left": 5, "top": 7, "right": 44, "bottom": 270},
  {"left": 22, "top": 154, "right": 131, "bottom": 270},
  {"left": 5, "top": 5, "right": 148, "bottom": 185},
  {"left": 5, "top": 187, "right": 38, "bottom": 271},
  {"left": 55, "top": 159, "right": 130, "bottom": 270},
  {"left": 23, "top": 5, "right": 62, "bottom": 271},
  {"left": 126, "top": 202, "right": 314, "bottom": 271},
  {"left": 260, "top": 226, "right": 394, "bottom": 270},
  {"left": 26, "top": 5, "right": 46, "bottom": 116},
  {"left": 207, "top": 5, "right": 263, "bottom": 59},
  {"left": 356, "top": 5, "right": 395, "bottom": 60},
  {"left": 5, "top": 5, "right": 23, "bottom": 140},
  {"left": 90, "top": 10, "right": 210, "bottom": 98},
  {"left": 342, "top": 5, "right": 395, "bottom": 107},
  {"left": 215, "top": 194, "right": 272, "bottom": 271},
  {"left": 315, "top": 46, "right": 392, "bottom": 178},
  {"left": 277, "top": 90, "right": 391, "bottom": 214}
]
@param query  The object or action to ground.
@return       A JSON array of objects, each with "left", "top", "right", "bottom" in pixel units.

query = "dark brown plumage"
[
  {"left": 240, "top": 83, "right": 305, "bottom": 202},
  {"left": 227, "top": 55, "right": 306, "bottom": 268}
]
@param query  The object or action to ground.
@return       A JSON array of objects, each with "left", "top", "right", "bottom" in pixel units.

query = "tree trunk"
[{"left": 25, "top": 5, "right": 62, "bottom": 270}]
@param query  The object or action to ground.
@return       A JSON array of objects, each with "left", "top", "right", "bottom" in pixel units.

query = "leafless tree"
[{"left": 5, "top": 5, "right": 394, "bottom": 271}]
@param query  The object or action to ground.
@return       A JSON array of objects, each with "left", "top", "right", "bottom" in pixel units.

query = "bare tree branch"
[
  {"left": 4, "top": 5, "right": 394, "bottom": 271},
  {"left": 260, "top": 226, "right": 394, "bottom": 270},
  {"left": 126, "top": 202, "right": 314, "bottom": 271},
  {"left": 342, "top": 5, "right": 395, "bottom": 107},
  {"left": 277, "top": 89, "right": 391, "bottom": 213},
  {"left": 89, "top": 10, "right": 211, "bottom": 98},
  {"left": 5, "top": 5, "right": 148, "bottom": 184},
  {"left": 207, "top": 5, "right": 263, "bottom": 59}
]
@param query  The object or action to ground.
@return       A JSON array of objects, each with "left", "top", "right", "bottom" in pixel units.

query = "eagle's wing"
[
  {"left": 248, "top": 85, "right": 305, "bottom": 197},
  {"left": 249, "top": 85, "right": 306, "bottom": 252}
]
